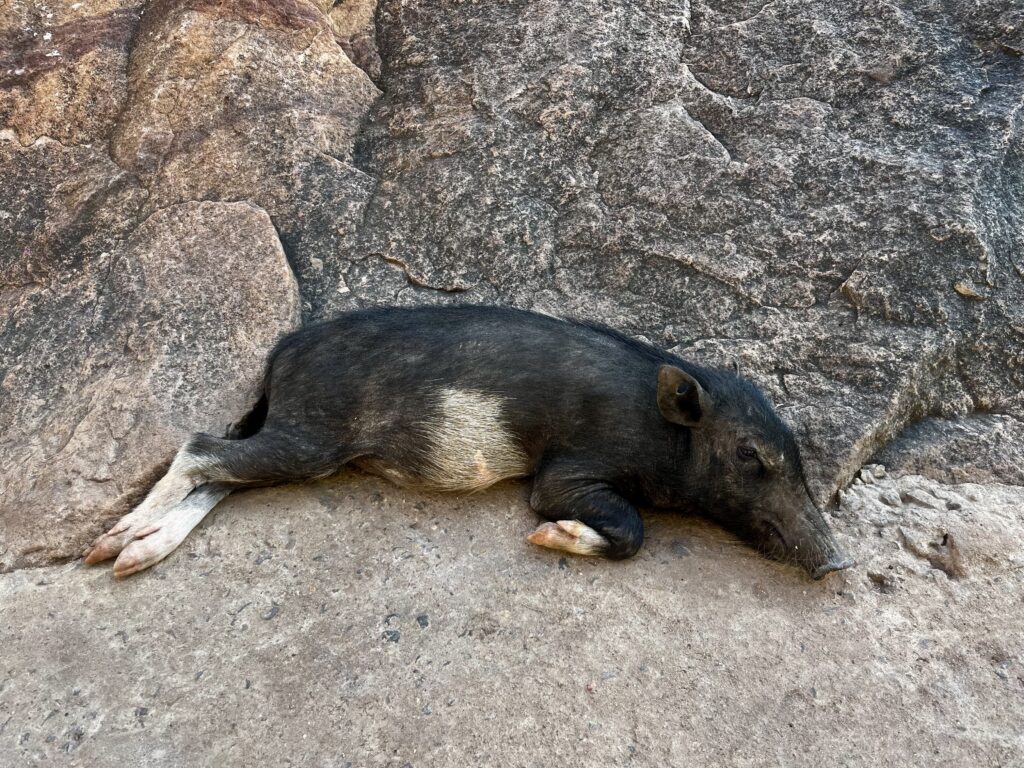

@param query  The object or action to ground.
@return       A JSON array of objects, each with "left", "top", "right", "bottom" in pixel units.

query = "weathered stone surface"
[
  {"left": 111, "top": 0, "right": 381, "bottom": 317},
  {"left": 1, "top": 0, "right": 374, "bottom": 566},
  {"left": 0, "top": 201, "right": 300, "bottom": 571},
  {"left": 875, "top": 414, "right": 1024, "bottom": 486},
  {"left": 0, "top": 2, "right": 142, "bottom": 146},
  {"left": 328, "top": 0, "right": 381, "bottom": 82},
  {"left": 1, "top": 472, "right": 1021, "bottom": 765},
  {"left": 2, "top": 2, "right": 1023, "bottom": 762}
]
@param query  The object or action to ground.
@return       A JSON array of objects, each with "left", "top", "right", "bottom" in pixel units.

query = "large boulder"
[
  {"left": 110, "top": 0, "right": 380, "bottom": 316},
  {"left": 0, "top": 201, "right": 300, "bottom": 570},
  {"left": 1, "top": 0, "right": 373, "bottom": 568},
  {"left": 350, "top": 0, "right": 1024, "bottom": 502}
]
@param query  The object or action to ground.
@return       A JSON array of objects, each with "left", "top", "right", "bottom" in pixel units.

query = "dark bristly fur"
[{"left": 179, "top": 305, "right": 851, "bottom": 578}]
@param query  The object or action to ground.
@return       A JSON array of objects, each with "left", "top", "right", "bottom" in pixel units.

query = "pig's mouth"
[
  {"left": 764, "top": 520, "right": 855, "bottom": 580},
  {"left": 738, "top": 514, "right": 855, "bottom": 580}
]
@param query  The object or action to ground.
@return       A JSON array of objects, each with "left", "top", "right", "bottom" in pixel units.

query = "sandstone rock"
[
  {"left": 1, "top": 0, "right": 373, "bottom": 567},
  {"left": 0, "top": 2, "right": 142, "bottom": 146},
  {"left": 111, "top": 0, "right": 381, "bottom": 317},
  {"left": 0, "top": 201, "right": 300, "bottom": 570},
  {"left": 328, "top": 0, "right": 381, "bottom": 83}
]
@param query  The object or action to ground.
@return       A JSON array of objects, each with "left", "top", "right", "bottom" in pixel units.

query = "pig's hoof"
[
  {"left": 83, "top": 511, "right": 160, "bottom": 565},
  {"left": 111, "top": 521, "right": 184, "bottom": 578},
  {"left": 527, "top": 520, "right": 608, "bottom": 556}
]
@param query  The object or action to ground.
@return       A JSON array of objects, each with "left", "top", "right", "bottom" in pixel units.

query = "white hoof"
[
  {"left": 527, "top": 519, "right": 608, "bottom": 556},
  {"left": 109, "top": 485, "right": 231, "bottom": 578}
]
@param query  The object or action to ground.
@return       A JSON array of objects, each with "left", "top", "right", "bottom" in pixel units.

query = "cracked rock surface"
[{"left": 353, "top": 0, "right": 1024, "bottom": 504}]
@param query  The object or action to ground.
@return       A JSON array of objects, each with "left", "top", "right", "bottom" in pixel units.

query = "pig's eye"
[{"left": 737, "top": 445, "right": 759, "bottom": 462}]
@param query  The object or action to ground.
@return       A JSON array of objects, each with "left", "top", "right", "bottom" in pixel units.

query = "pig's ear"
[{"left": 657, "top": 365, "right": 713, "bottom": 427}]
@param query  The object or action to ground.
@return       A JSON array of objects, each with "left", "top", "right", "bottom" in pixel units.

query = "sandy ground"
[{"left": 2, "top": 469, "right": 1022, "bottom": 767}]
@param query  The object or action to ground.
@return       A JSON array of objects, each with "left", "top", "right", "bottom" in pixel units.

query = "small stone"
[
  {"left": 383, "top": 629, "right": 401, "bottom": 643},
  {"left": 867, "top": 572, "right": 896, "bottom": 594},
  {"left": 879, "top": 489, "right": 902, "bottom": 508},
  {"left": 871, "top": 465, "right": 886, "bottom": 479},
  {"left": 946, "top": 500, "right": 962, "bottom": 511},
  {"left": 416, "top": 614, "right": 429, "bottom": 628},
  {"left": 954, "top": 281, "right": 985, "bottom": 300},
  {"left": 899, "top": 488, "right": 939, "bottom": 509},
  {"left": 858, "top": 469, "right": 876, "bottom": 485},
  {"left": 585, "top": 681, "right": 597, "bottom": 694}
]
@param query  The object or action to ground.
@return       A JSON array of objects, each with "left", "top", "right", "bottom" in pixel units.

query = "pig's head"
[{"left": 657, "top": 364, "right": 854, "bottom": 580}]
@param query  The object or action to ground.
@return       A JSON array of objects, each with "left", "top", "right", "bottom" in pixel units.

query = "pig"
[{"left": 84, "top": 305, "right": 854, "bottom": 580}]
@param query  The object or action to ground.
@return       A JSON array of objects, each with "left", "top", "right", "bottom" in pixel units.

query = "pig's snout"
[
  {"left": 809, "top": 556, "right": 855, "bottom": 580},
  {"left": 797, "top": 504, "right": 855, "bottom": 580}
]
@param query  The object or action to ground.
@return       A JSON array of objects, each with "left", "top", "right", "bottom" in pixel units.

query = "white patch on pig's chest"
[{"left": 415, "top": 388, "right": 530, "bottom": 492}]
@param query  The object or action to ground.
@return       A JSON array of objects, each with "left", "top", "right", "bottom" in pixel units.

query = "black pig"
[{"left": 85, "top": 305, "right": 853, "bottom": 579}]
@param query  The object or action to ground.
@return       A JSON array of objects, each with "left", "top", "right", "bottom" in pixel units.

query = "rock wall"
[{"left": 2, "top": 0, "right": 1022, "bottom": 569}]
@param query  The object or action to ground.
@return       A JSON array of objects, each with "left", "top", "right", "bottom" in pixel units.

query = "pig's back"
[{"left": 263, "top": 306, "right": 677, "bottom": 490}]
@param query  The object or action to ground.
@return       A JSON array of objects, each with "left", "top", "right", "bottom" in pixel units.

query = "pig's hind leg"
[
  {"left": 526, "top": 462, "right": 644, "bottom": 560},
  {"left": 111, "top": 484, "right": 232, "bottom": 577},
  {"left": 84, "top": 442, "right": 220, "bottom": 565},
  {"left": 88, "top": 428, "right": 346, "bottom": 575}
]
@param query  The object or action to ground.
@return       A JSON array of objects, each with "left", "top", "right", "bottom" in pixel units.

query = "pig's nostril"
[{"left": 810, "top": 557, "right": 855, "bottom": 580}]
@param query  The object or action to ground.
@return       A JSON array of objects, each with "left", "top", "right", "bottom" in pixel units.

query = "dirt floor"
[{"left": 2, "top": 469, "right": 1022, "bottom": 767}]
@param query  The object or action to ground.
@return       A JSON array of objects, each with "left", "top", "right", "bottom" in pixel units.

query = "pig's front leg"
[{"left": 526, "top": 461, "right": 644, "bottom": 560}]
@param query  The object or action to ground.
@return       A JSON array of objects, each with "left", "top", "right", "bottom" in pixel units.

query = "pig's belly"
[{"left": 356, "top": 387, "right": 532, "bottom": 492}]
